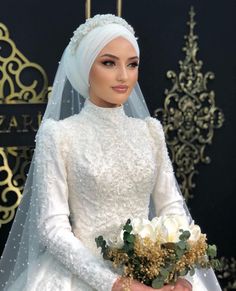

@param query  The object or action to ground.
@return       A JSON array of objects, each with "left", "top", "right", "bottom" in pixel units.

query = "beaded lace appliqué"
[{"left": 28, "top": 100, "right": 185, "bottom": 290}]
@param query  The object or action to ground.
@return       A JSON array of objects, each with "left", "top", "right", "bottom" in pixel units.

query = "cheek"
[
  {"left": 130, "top": 70, "right": 138, "bottom": 84},
  {"left": 90, "top": 66, "right": 113, "bottom": 88},
  {"left": 89, "top": 66, "right": 99, "bottom": 85}
]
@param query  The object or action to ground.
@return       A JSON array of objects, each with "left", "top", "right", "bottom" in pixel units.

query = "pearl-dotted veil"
[{"left": 0, "top": 14, "right": 221, "bottom": 290}]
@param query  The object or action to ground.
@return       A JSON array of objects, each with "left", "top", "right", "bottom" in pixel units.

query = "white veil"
[{"left": 0, "top": 14, "right": 221, "bottom": 291}]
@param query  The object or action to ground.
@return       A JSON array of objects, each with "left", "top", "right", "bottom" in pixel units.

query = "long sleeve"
[
  {"left": 34, "top": 119, "right": 118, "bottom": 291},
  {"left": 145, "top": 117, "right": 195, "bottom": 286},
  {"left": 145, "top": 117, "right": 187, "bottom": 217},
  {"left": 145, "top": 117, "right": 221, "bottom": 289}
]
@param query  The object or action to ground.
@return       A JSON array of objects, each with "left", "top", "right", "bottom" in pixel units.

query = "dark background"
[{"left": 1, "top": 0, "right": 235, "bottom": 282}]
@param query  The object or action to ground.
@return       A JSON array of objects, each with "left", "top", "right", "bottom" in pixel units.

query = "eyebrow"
[{"left": 100, "top": 53, "right": 139, "bottom": 60}]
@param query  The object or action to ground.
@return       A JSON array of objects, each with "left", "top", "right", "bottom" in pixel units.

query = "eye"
[
  {"left": 102, "top": 60, "right": 115, "bottom": 67},
  {"left": 128, "top": 62, "right": 139, "bottom": 68}
]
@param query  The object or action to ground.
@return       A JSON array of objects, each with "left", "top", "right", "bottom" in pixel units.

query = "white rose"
[
  {"left": 189, "top": 223, "right": 201, "bottom": 242},
  {"left": 131, "top": 218, "right": 147, "bottom": 234},
  {"left": 138, "top": 224, "right": 157, "bottom": 242},
  {"left": 150, "top": 217, "right": 161, "bottom": 229},
  {"left": 131, "top": 218, "right": 157, "bottom": 242},
  {"left": 173, "top": 215, "right": 189, "bottom": 230},
  {"left": 156, "top": 215, "right": 190, "bottom": 243}
]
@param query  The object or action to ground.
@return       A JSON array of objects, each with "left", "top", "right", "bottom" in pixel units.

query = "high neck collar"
[{"left": 82, "top": 98, "right": 126, "bottom": 124}]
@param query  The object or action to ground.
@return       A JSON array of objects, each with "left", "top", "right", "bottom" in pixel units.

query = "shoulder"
[
  {"left": 37, "top": 114, "right": 82, "bottom": 140},
  {"left": 37, "top": 118, "right": 63, "bottom": 142},
  {"left": 144, "top": 116, "right": 163, "bottom": 131},
  {"left": 35, "top": 119, "right": 74, "bottom": 160},
  {"left": 144, "top": 116, "right": 165, "bottom": 143},
  {"left": 36, "top": 119, "right": 59, "bottom": 141},
  {"left": 36, "top": 117, "right": 72, "bottom": 151},
  {"left": 125, "top": 116, "right": 165, "bottom": 141},
  {"left": 125, "top": 116, "right": 166, "bottom": 148}
]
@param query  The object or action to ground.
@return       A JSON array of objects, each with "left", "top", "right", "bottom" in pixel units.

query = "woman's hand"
[
  {"left": 112, "top": 277, "right": 160, "bottom": 291},
  {"left": 167, "top": 278, "right": 192, "bottom": 291},
  {"left": 112, "top": 277, "right": 192, "bottom": 291}
]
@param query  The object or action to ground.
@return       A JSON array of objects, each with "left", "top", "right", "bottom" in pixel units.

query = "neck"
[{"left": 82, "top": 98, "right": 126, "bottom": 125}]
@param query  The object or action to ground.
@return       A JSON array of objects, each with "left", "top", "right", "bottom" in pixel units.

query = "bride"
[{"left": 0, "top": 14, "right": 221, "bottom": 291}]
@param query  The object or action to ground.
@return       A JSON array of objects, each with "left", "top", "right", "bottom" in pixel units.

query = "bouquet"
[{"left": 95, "top": 215, "right": 221, "bottom": 289}]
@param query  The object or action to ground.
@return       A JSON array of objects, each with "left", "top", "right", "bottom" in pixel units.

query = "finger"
[
  {"left": 161, "top": 286, "right": 174, "bottom": 291},
  {"left": 174, "top": 284, "right": 191, "bottom": 291},
  {"left": 175, "top": 279, "right": 192, "bottom": 290}
]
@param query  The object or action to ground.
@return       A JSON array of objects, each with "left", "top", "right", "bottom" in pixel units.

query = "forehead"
[{"left": 98, "top": 36, "right": 137, "bottom": 55}]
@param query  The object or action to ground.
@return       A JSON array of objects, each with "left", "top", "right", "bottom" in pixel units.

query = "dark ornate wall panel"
[{"left": 1, "top": 0, "right": 235, "bottom": 289}]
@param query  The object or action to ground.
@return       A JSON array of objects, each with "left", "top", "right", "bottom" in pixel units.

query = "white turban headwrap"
[{"left": 64, "top": 23, "right": 139, "bottom": 98}]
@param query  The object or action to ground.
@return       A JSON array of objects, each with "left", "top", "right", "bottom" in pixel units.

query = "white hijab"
[{"left": 63, "top": 23, "right": 140, "bottom": 98}]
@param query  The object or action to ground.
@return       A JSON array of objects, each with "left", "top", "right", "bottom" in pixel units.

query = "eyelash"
[{"left": 101, "top": 60, "right": 139, "bottom": 68}]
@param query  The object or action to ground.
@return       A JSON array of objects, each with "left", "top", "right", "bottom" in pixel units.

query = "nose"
[{"left": 116, "top": 64, "right": 128, "bottom": 82}]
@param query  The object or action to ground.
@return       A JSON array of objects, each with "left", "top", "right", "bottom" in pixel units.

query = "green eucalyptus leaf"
[
  {"left": 152, "top": 278, "right": 164, "bottom": 289},
  {"left": 103, "top": 251, "right": 110, "bottom": 260},
  {"left": 123, "top": 244, "right": 134, "bottom": 255},
  {"left": 179, "top": 230, "right": 191, "bottom": 241},
  {"left": 180, "top": 269, "right": 188, "bottom": 276},
  {"left": 95, "top": 235, "right": 107, "bottom": 253},
  {"left": 166, "top": 264, "right": 174, "bottom": 272},
  {"left": 95, "top": 235, "right": 104, "bottom": 247},
  {"left": 176, "top": 248, "right": 185, "bottom": 258},
  {"left": 126, "top": 218, "right": 131, "bottom": 225},
  {"left": 133, "top": 257, "right": 141, "bottom": 267},
  {"left": 207, "top": 244, "right": 217, "bottom": 258},
  {"left": 160, "top": 268, "right": 169, "bottom": 279},
  {"left": 190, "top": 268, "right": 195, "bottom": 276},
  {"left": 123, "top": 231, "right": 129, "bottom": 241},
  {"left": 123, "top": 219, "right": 132, "bottom": 233},
  {"left": 123, "top": 224, "right": 133, "bottom": 233},
  {"left": 177, "top": 240, "right": 186, "bottom": 250},
  {"left": 211, "top": 259, "right": 222, "bottom": 271},
  {"left": 127, "top": 234, "right": 135, "bottom": 243}
]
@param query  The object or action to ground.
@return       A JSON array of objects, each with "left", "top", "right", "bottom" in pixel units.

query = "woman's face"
[{"left": 88, "top": 36, "right": 139, "bottom": 107}]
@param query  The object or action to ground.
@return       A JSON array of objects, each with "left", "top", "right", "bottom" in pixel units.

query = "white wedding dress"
[{"left": 7, "top": 99, "right": 211, "bottom": 290}]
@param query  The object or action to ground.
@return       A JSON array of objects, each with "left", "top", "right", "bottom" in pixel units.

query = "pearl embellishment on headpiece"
[{"left": 68, "top": 14, "right": 137, "bottom": 54}]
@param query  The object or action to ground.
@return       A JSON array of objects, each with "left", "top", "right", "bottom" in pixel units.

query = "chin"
[{"left": 110, "top": 94, "right": 129, "bottom": 105}]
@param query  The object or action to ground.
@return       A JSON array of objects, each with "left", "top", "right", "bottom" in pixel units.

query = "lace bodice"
[{"left": 35, "top": 99, "right": 186, "bottom": 290}]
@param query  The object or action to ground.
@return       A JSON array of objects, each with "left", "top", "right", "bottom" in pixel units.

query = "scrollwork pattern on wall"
[
  {"left": 0, "top": 147, "right": 33, "bottom": 226},
  {"left": 0, "top": 22, "right": 49, "bottom": 226},
  {"left": 154, "top": 6, "right": 224, "bottom": 201},
  {"left": 0, "top": 22, "right": 49, "bottom": 104}
]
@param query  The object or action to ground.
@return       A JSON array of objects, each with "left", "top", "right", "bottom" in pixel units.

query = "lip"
[{"left": 112, "top": 85, "right": 128, "bottom": 93}]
